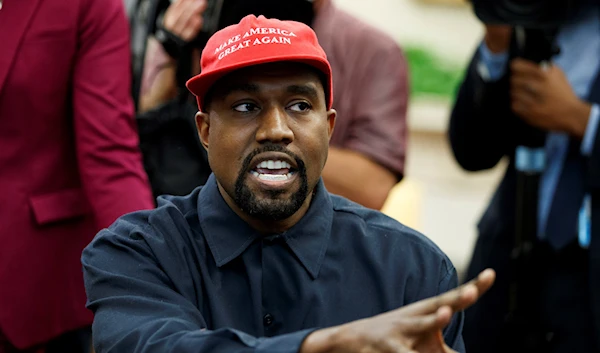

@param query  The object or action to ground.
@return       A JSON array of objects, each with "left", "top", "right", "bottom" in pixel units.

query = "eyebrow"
[
  {"left": 287, "top": 84, "right": 319, "bottom": 101},
  {"left": 219, "top": 82, "right": 320, "bottom": 101}
]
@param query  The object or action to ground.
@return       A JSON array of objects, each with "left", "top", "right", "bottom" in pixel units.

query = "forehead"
[{"left": 210, "top": 62, "right": 325, "bottom": 97}]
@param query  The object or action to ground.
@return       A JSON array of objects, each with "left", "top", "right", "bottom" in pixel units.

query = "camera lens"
[
  {"left": 501, "top": 0, "right": 546, "bottom": 21},
  {"left": 473, "top": 0, "right": 573, "bottom": 28}
]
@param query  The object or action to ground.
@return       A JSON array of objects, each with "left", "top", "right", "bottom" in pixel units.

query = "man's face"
[{"left": 197, "top": 62, "right": 336, "bottom": 222}]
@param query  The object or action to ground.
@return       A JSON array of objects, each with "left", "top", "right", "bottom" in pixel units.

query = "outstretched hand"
[{"left": 301, "top": 269, "right": 496, "bottom": 353}]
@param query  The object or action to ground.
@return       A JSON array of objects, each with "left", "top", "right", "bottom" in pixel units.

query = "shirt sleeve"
[
  {"left": 73, "top": 0, "right": 154, "bottom": 228},
  {"left": 438, "top": 265, "right": 466, "bottom": 353},
  {"left": 476, "top": 42, "right": 509, "bottom": 82},
  {"left": 344, "top": 39, "right": 408, "bottom": 179},
  {"left": 581, "top": 104, "right": 600, "bottom": 156},
  {"left": 82, "top": 216, "right": 314, "bottom": 353}
]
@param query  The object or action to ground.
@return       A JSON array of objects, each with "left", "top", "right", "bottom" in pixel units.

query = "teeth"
[
  {"left": 258, "top": 174, "right": 292, "bottom": 181},
  {"left": 250, "top": 170, "right": 294, "bottom": 181},
  {"left": 257, "top": 160, "right": 292, "bottom": 170}
]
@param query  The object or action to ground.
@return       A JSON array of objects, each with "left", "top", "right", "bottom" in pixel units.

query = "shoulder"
[
  {"left": 77, "top": 0, "right": 129, "bottom": 38},
  {"left": 326, "top": 5, "right": 405, "bottom": 58},
  {"left": 82, "top": 188, "right": 207, "bottom": 300},
  {"left": 87, "top": 188, "right": 202, "bottom": 252},
  {"left": 330, "top": 194, "right": 453, "bottom": 273},
  {"left": 78, "top": 0, "right": 126, "bottom": 17}
]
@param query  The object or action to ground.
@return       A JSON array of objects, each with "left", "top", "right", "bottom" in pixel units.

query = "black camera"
[{"left": 471, "top": 0, "right": 577, "bottom": 29}]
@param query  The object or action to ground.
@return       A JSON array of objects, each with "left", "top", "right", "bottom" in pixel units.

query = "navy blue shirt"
[{"left": 82, "top": 174, "right": 465, "bottom": 353}]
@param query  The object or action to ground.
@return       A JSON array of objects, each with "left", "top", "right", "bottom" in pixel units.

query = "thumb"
[{"left": 444, "top": 344, "right": 459, "bottom": 353}]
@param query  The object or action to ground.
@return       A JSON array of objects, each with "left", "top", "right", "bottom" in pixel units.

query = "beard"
[{"left": 233, "top": 144, "right": 309, "bottom": 221}]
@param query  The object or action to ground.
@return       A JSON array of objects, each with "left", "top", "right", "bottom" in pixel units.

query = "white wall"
[{"left": 334, "top": 0, "right": 484, "bottom": 65}]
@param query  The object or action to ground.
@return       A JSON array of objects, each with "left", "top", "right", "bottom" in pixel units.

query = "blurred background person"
[
  {"left": 0, "top": 0, "right": 154, "bottom": 351},
  {"left": 449, "top": 0, "right": 600, "bottom": 352},
  {"left": 132, "top": 0, "right": 409, "bottom": 210}
]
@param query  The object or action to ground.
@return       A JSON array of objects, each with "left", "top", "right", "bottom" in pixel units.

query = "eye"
[
  {"left": 288, "top": 102, "right": 311, "bottom": 112},
  {"left": 233, "top": 102, "right": 259, "bottom": 112}
]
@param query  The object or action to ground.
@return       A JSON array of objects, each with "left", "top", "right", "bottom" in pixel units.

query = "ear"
[
  {"left": 326, "top": 108, "right": 337, "bottom": 140},
  {"left": 196, "top": 112, "right": 210, "bottom": 151}
]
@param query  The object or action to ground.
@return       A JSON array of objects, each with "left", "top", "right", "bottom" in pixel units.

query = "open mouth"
[{"left": 250, "top": 160, "right": 296, "bottom": 182}]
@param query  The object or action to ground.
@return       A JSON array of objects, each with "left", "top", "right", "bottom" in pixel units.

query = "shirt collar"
[{"left": 198, "top": 174, "right": 333, "bottom": 279}]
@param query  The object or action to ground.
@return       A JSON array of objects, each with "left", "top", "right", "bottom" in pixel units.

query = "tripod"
[{"left": 502, "top": 26, "right": 559, "bottom": 351}]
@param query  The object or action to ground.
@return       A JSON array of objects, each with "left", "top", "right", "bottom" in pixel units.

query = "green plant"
[{"left": 404, "top": 46, "right": 466, "bottom": 100}]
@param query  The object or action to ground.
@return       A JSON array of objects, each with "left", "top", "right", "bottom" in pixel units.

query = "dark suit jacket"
[
  {"left": 448, "top": 46, "right": 600, "bottom": 351},
  {"left": 0, "top": 0, "right": 154, "bottom": 348}
]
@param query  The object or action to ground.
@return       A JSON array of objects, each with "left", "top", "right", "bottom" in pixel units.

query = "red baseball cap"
[{"left": 186, "top": 14, "right": 333, "bottom": 112}]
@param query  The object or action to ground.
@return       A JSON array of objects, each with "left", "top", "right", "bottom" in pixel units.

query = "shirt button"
[{"left": 263, "top": 313, "right": 274, "bottom": 326}]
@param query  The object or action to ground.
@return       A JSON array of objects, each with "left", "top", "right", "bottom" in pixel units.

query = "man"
[
  {"left": 138, "top": 0, "right": 408, "bottom": 209},
  {"left": 0, "top": 0, "right": 154, "bottom": 351},
  {"left": 83, "top": 14, "right": 495, "bottom": 353},
  {"left": 449, "top": 2, "right": 600, "bottom": 352}
]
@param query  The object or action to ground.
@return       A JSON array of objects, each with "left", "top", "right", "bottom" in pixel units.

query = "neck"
[{"left": 216, "top": 183, "right": 315, "bottom": 235}]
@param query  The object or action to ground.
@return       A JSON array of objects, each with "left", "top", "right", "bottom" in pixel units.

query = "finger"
[
  {"left": 403, "top": 306, "right": 453, "bottom": 335},
  {"left": 197, "top": 0, "right": 208, "bottom": 12},
  {"left": 511, "top": 81, "right": 539, "bottom": 117},
  {"left": 166, "top": 0, "right": 203, "bottom": 35},
  {"left": 510, "top": 76, "right": 542, "bottom": 99},
  {"left": 180, "top": 15, "right": 204, "bottom": 41},
  {"left": 444, "top": 343, "right": 459, "bottom": 353},
  {"left": 180, "top": 25, "right": 200, "bottom": 41},
  {"left": 162, "top": 4, "right": 184, "bottom": 32},
  {"left": 511, "top": 89, "right": 536, "bottom": 109},
  {"left": 182, "top": 0, "right": 206, "bottom": 22},
  {"left": 460, "top": 268, "right": 496, "bottom": 302},
  {"left": 402, "top": 269, "right": 496, "bottom": 316},
  {"left": 178, "top": 11, "right": 205, "bottom": 39},
  {"left": 384, "top": 339, "right": 419, "bottom": 353},
  {"left": 166, "top": 0, "right": 193, "bottom": 16},
  {"left": 172, "top": 13, "right": 198, "bottom": 37},
  {"left": 412, "top": 331, "right": 447, "bottom": 353},
  {"left": 511, "top": 58, "right": 545, "bottom": 80}
]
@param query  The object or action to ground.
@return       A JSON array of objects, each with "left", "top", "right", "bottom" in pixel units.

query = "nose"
[{"left": 255, "top": 106, "right": 294, "bottom": 144}]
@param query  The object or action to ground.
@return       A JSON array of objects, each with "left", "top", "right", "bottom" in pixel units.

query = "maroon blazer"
[{"left": 0, "top": 0, "right": 154, "bottom": 349}]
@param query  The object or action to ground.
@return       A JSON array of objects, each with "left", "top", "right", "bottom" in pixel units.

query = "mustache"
[{"left": 240, "top": 144, "right": 305, "bottom": 174}]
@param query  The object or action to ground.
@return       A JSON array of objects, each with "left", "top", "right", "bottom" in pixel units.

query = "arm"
[
  {"left": 138, "top": 38, "right": 178, "bottom": 113},
  {"left": 83, "top": 216, "right": 495, "bottom": 353},
  {"left": 73, "top": 0, "right": 154, "bottom": 228},
  {"left": 448, "top": 44, "right": 519, "bottom": 172},
  {"left": 323, "top": 42, "right": 408, "bottom": 210},
  {"left": 82, "top": 218, "right": 315, "bottom": 353},
  {"left": 301, "top": 269, "right": 495, "bottom": 353},
  {"left": 322, "top": 147, "right": 396, "bottom": 210},
  {"left": 138, "top": 0, "right": 206, "bottom": 113}
]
